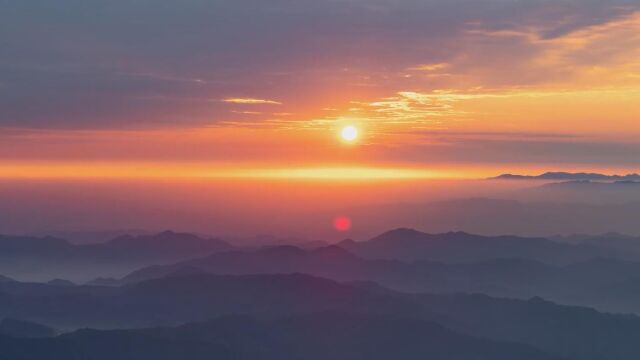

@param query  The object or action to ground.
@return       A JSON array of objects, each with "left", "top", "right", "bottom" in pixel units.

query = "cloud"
[
  {"left": 301, "top": 86, "right": 640, "bottom": 137},
  {"left": 365, "top": 137, "right": 640, "bottom": 167},
  {"left": 409, "top": 63, "right": 450, "bottom": 72},
  {"left": 1, "top": 0, "right": 639, "bottom": 130},
  {"left": 223, "top": 98, "right": 281, "bottom": 105},
  {"left": 462, "top": 8, "right": 640, "bottom": 90}
]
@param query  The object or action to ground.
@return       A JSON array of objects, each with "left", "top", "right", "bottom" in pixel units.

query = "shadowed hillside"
[{"left": 0, "top": 273, "right": 640, "bottom": 359}]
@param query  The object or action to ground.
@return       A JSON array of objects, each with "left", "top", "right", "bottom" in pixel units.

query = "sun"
[{"left": 340, "top": 125, "right": 358, "bottom": 142}]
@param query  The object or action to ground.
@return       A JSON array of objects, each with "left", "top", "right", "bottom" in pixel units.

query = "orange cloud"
[
  {"left": 459, "top": 11, "right": 640, "bottom": 88},
  {"left": 410, "top": 63, "right": 450, "bottom": 72},
  {"left": 223, "top": 98, "right": 282, "bottom": 105}
]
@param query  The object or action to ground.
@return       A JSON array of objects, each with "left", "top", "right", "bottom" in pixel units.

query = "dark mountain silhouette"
[
  {"left": 29, "top": 229, "right": 152, "bottom": 244},
  {"left": 6, "top": 227, "right": 640, "bottom": 358},
  {"left": 0, "top": 331, "right": 229, "bottom": 360},
  {"left": 415, "top": 293, "right": 640, "bottom": 360},
  {"left": 2, "top": 273, "right": 640, "bottom": 359},
  {"left": 491, "top": 172, "right": 640, "bottom": 181},
  {"left": 3, "top": 225, "right": 640, "bottom": 285},
  {"left": 0, "top": 318, "right": 56, "bottom": 338},
  {"left": 223, "top": 234, "right": 329, "bottom": 248},
  {"left": 0, "top": 313, "right": 561, "bottom": 360},
  {"left": 102, "top": 231, "right": 231, "bottom": 258},
  {"left": 119, "top": 239, "right": 640, "bottom": 314},
  {"left": 338, "top": 228, "right": 603, "bottom": 263},
  {"left": 0, "top": 273, "right": 405, "bottom": 329},
  {"left": 122, "top": 245, "right": 368, "bottom": 283},
  {"left": 0, "top": 231, "right": 233, "bottom": 282},
  {"left": 124, "top": 229, "right": 619, "bottom": 285}
]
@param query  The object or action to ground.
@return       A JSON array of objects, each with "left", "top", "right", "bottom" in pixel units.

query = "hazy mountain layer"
[
  {"left": 0, "top": 231, "right": 232, "bottom": 282},
  {"left": 1, "top": 273, "right": 640, "bottom": 359}
]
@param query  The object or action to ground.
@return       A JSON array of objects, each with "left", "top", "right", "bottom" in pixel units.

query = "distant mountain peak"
[
  {"left": 337, "top": 238, "right": 357, "bottom": 246},
  {"left": 369, "top": 229, "right": 484, "bottom": 244},
  {"left": 106, "top": 231, "right": 232, "bottom": 251},
  {"left": 0, "top": 274, "right": 16, "bottom": 283},
  {"left": 155, "top": 230, "right": 197, "bottom": 239},
  {"left": 491, "top": 172, "right": 640, "bottom": 181},
  {"left": 377, "top": 228, "right": 424, "bottom": 238}
]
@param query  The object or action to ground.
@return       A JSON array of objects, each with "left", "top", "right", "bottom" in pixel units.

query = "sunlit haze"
[{"left": 1, "top": 1, "right": 640, "bottom": 238}]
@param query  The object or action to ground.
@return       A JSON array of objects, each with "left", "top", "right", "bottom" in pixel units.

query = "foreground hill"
[
  {"left": 0, "top": 273, "right": 401, "bottom": 329},
  {"left": 0, "top": 313, "right": 560, "bottom": 360},
  {"left": 1, "top": 273, "right": 640, "bottom": 359}
]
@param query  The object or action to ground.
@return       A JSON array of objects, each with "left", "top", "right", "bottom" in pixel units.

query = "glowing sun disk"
[{"left": 341, "top": 126, "right": 358, "bottom": 142}]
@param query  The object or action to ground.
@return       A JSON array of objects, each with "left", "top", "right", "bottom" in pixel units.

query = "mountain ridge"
[{"left": 492, "top": 172, "right": 640, "bottom": 181}]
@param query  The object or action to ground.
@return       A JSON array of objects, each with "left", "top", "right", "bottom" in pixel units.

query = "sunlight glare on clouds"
[
  {"left": 223, "top": 98, "right": 282, "bottom": 105},
  {"left": 2, "top": 1, "right": 640, "bottom": 175}
]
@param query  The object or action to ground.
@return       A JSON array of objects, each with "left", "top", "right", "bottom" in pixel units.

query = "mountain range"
[
  {"left": 6, "top": 227, "right": 640, "bottom": 313},
  {"left": 117, "top": 230, "right": 640, "bottom": 314},
  {"left": 0, "top": 231, "right": 232, "bottom": 282},
  {"left": 492, "top": 172, "right": 640, "bottom": 181},
  {"left": 1, "top": 272, "right": 640, "bottom": 360},
  {"left": 0, "top": 312, "right": 560, "bottom": 360}
]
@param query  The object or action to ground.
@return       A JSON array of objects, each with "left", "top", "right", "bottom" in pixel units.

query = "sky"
[{"left": 2, "top": 0, "right": 640, "bottom": 179}]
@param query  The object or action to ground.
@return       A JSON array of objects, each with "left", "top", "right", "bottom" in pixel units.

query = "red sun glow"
[{"left": 333, "top": 216, "right": 352, "bottom": 232}]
